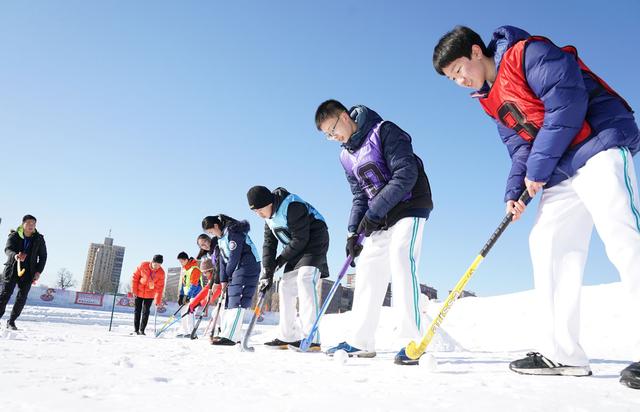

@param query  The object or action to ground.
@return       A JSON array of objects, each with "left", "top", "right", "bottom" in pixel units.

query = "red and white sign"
[{"left": 74, "top": 292, "right": 104, "bottom": 307}]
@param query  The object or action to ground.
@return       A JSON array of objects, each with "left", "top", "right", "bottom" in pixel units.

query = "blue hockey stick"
[{"left": 299, "top": 234, "right": 364, "bottom": 352}]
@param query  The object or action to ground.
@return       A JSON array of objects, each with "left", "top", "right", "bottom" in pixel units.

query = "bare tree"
[
  {"left": 120, "top": 282, "right": 132, "bottom": 295},
  {"left": 56, "top": 268, "right": 76, "bottom": 290},
  {"left": 91, "top": 276, "right": 115, "bottom": 294}
]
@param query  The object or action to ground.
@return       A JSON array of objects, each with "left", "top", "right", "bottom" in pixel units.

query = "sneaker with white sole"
[
  {"left": 509, "top": 352, "right": 592, "bottom": 376},
  {"left": 620, "top": 361, "right": 640, "bottom": 389},
  {"left": 325, "top": 342, "right": 376, "bottom": 358}
]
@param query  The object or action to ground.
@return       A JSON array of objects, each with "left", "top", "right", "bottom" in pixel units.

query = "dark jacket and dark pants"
[{"left": 0, "top": 229, "right": 47, "bottom": 323}]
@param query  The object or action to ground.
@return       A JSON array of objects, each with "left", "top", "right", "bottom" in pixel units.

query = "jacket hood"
[
  {"left": 342, "top": 105, "right": 384, "bottom": 152},
  {"left": 487, "top": 25, "right": 531, "bottom": 70}
]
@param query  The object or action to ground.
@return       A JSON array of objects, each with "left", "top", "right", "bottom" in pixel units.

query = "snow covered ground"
[{"left": 1, "top": 282, "right": 639, "bottom": 412}]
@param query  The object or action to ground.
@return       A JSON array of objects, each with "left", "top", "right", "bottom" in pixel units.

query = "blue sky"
[{"left": 1, "top": 1, "right": 638, "bottom": 297}]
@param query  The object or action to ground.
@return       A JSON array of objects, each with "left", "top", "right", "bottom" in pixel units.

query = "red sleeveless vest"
[{"left": 479, "top": 36, "right": 631, "bottom": 146}]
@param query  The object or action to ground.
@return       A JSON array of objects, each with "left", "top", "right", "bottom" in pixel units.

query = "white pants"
[
  {"left": 278, "top": 266, "right": 321, "bottom": 343},
  {"left": 350, "top": 217, "right": 426, "bottom": 351},
  {"left": 219, "top": 307, "right": 246, "bottom": 342},
  {"left": 180, "top": 304, "right": 194, "bottom": 334},
  {"left": 530, "top": 147, "right": 640, "bottom": 366}
]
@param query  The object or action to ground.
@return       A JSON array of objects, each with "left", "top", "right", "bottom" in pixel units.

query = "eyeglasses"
[{"left": 324, "top": 113, "right": 342, "bottom": 140}]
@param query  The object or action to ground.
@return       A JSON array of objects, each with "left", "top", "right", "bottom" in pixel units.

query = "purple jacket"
[{"left": 477, "top": 26, "right": 639, "bottom": 201}]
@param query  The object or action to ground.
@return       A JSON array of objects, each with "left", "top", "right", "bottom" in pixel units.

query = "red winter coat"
[{"left": 132, "top": 262, "right": 166, "bottom": 305}]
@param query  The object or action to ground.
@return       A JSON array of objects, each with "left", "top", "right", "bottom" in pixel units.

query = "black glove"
[
  {"left": 275, "top": 255, "right": 286, "bottom": 270},
  {"left": 259, "top": 267, "right": 275, "bottom": 293},
  {"left": 178, "top": 295, "right": 184, "bottom": 306},
  {"left": 345, "top": 233, "right": 363, "bottom": 267},
  {"left": 357, "top": 215, "right": 381, "bottom": 237}
]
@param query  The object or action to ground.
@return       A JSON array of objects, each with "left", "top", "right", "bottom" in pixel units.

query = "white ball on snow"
[
  {"left": 420, "top": 353, "right": 438, "bottom": 372},
  {"left": 333, "top": 349, "right": 349, "bottom": 365}
]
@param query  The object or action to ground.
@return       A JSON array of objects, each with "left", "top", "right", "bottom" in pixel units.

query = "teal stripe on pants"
[
  {"left": 620, "top": 147, "right": 640, "bottom": 232},
  {"left": 408, "top": 218, "right": 421, "bottom": 331}
]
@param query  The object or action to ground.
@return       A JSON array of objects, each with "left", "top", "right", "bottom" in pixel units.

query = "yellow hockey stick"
[
  {"left": 17, "top": 260, "right": 26, "bottom": 277},
  {"left": 397, "top": 190, "right": 532, "bottom": 364}
]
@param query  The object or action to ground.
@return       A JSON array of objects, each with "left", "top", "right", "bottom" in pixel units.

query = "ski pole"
[
  {"left": 396, "top": 190, "right": 532, "bottom": 364},
  {"left": 299, "top": 234, "right": 364, "bottom": 352}
]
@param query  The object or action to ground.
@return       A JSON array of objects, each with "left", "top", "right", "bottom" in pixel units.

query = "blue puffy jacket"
[{"left": 479, "top": 26, "right": 639, "bottom": 201}]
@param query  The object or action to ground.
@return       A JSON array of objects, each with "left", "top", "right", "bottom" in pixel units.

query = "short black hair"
[
  {"left": 22, "top": 214, "right": 37, "bottom": 223},
  {"left": 315, "top": 99, "right": 348, "bottom": 130},
  {"left": 433, "top": 26, "right": 490, "bottom": 75},
  {"left": 202, "top": 216, "right": 221, "bottom": 231},
  {"left": 152, "top": 254, "right": 164, "bottom": 264},
  {"left": 177, "top": 251, "right": 189, "bottom": 260}
]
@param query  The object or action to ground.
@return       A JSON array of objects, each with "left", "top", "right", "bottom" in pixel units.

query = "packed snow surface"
[{"left": 1, "top": 282, "right": 639, "bottom": 411}]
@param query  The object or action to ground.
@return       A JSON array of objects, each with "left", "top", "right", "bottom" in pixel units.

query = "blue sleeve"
[
  {"left": 222, "top": 231, "right": 245, "bottom": 282},
  {"left": 523, "top": 41, "right": 588, "bottom": 183},
  {"left": 365, "top": 122, "right": 419, "bottom": 222},
  {"left": 219, "top": 258, "right": 228, "bottom": 283},
  {"left": 346, "top": 170, "right": 369, "bottom": 233},
  {"left": 187, "top": 284, "right": 202, "bottom": 299},
  {"left": 499, "top": 123, "right": 532, "bottom": 202}
]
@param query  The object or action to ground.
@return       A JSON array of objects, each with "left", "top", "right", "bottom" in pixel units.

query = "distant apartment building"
[
  {"left": 164, "top": 267, "right": 182, "bottom": 302},
  {"left": 81, "top": 237, "right": 125, "bottom": 294}
]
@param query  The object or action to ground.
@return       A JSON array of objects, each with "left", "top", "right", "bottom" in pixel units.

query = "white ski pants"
[
  {"left": 219, "top": 307, "right": 246, "bottom": 342},
  {"left": 350, "top": 217, "right": 426, "bottom": 351},
  {"left": 530, "top": 147, "right": 640, "bottom": 366},
  {"left": 278, "top": 266, "right": 321, "bottom": 343},
  {"left": 180, "top": 304, "right": 194, "bottom": 335}
]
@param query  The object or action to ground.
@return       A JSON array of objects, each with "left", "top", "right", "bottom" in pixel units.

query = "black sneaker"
[
  {"left": 288, "top": 341, "right": 322, "bottom": 352},
  {"left": 139, "top": 331, "right": 146, "bottom": 336},
  {"left": 620, "top": 362, "right": 640, "bottom": 389},
  {"left": 211, "top": 337, "right": 237, "bottom": 346},
  {"left": 6, "top": 321, "right": 17, "bottom": 331},
  {"left": 509, "top": 352, "right": 592, "bottom": 376},
  {"left": 135, "top": 330, "right": 142, "bottom": 335},
  {"left": 264, "top": 338, "right": 295, "bottom": 349}
]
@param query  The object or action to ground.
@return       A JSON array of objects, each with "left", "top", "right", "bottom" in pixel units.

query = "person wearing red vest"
[
  {"left": 433, "top": 26, "right": 640, "bottom": 388},
  {"left": 131, "top": 255, "right": 165, "bottom": 335}
]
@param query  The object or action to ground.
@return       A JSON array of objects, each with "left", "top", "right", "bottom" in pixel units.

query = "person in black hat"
[
  {"left": 131, "top": 254, "right": 165, "bottom": 335},
  {"left": 248, "top": 185, "right": 330, "bottom": 351},
  {"left": 0, "top": 215, "right": 47, "bottom": 330}
]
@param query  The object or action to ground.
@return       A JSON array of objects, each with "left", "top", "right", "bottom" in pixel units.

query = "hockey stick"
[
  {"left": 17, "top": 260, "right": 25, "bottom": 277},
  {"left": 190, "top": 283, "right": 221, "bottom": 339},
  {"left": 239, "top": 289, "right": 268, "bottom": 352},
  {"left": 154, "top": 314, "right": 189, "bottom": 338},
  {"left": 206, "top": 288, "right": 226, "bottom": 339},
  {"left": 154, "top": 269, "right": 168, "bottom": 336},
  {"left": 153, "top": 305, "right": 158, "bottom": 336},
  {"left": 298, "top": 234, "right": 364, "bottom": 352},
  {"left": 395, "top": 190, "right": 532, "bottom": 365},
  {"left": 154, "top": 303, "right": 187, "bottom": 337},
  {"left": 239, "top": 264, "right": 283, "bottom": 352}
]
